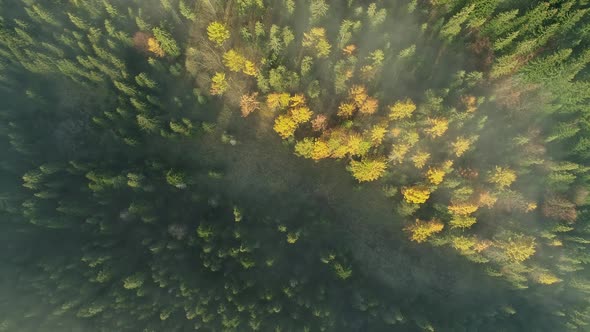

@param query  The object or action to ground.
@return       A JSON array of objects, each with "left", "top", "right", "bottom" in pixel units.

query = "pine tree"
[{"left": 152, "top": 27, "right": 180, "bottom": 57}]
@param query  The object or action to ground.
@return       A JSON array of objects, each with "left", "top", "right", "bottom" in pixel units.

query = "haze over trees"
[{"left": 1, "top": 0, "right": 590, "bottom": 331}]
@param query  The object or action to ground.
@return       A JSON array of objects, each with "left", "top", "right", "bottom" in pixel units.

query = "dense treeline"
[{"left": 1, "top": 0, "right": 590, "bottom": 331}]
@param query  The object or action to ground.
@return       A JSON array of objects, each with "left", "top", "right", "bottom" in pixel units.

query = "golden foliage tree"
[
  {"left": 207, "top": 21, "right": 230, "bottom": 46},
  {"left": 389, "top": 144, "right": 410, "bottom": 164},
  {"left": 336, "top": 85, "right": 379, "bottom": 116},
  {"left": 346, "top": 134, "right": 371, "bottom": 157},
  {"left": 452, "top": 137, "right": 471, "bottom": 157},
  {"left": 348, "top": 158, "right": 387, "bottom": 182},
  {"left": 388, "top": 99, "right": 416, "bottom": 120},
  {"left": 411, "top": 151, "right": 430, "bottom": 169},
  {"left": 267, "top": 93, "right": 291, "bottom": 110},
  {"left": 223, "top": 49, "right": 246, "bottom": 72},
  {"left": 370, "top": 125, "right": 387, "bottom": 146},
  {"left": 405, "top": 219, "right": 444, "bottom": 243},
  {"left": 243, "top": 60, "right": 257, "bottom": 76},
  {"left": 326, "top": 132, "right": 349, "bottom": 159},
  {"left": 210, "top": 72, "right": 228, "bottom": 96},
  {"left": 289, "top": 94, "right": 306, "bottom": 107},
  {"left": 488, "top": 166, "right": 517, "bottom": 189},
  {"left": 402, "top": 185, "right": 431, "bottom": 204},
  {"left": 337, "top": 102, "right": 356, "bottom": 118},
  {"left": 290, "top": 107, "right": 313, "bottom": 124},
  {"left": 350, "top": 85, "right": 368, "bottom": 107},
  {"left": 450, "top": 215, "right": 477, "bottom": 229},
  {"left": 426, "top": 167, "right": 445, "bottom": 185},
  {"left": 448, "top": 202, "right": 479, "bottom": 215},
  {"left": 302, "top": 27, "right": 331, "bottom": 58},
  {"left": 311, "top": 140, "right": 331, "bottom": 160},
  {"left": 532, "top": 271, "right": 561, "bottom": 285},
  {"left": 496, "top": 234, "right": 536, "bottom": 262},
  {"left": 424, "top": 118, "right": 449, "bottom": 138},
  {"left": 273, "top": 115, "right": 298, "bottom": 139},
  {"left": 147, "top": 37, "right": 165, "bottom": 57},
  {"left": 462, "top": 95, "right": 478, "bottom": 113}
]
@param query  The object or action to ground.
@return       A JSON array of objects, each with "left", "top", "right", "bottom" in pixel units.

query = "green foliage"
[
  {"left": 123, "top": 273, "right": 145, "bottom": 289},
  {"left": 333, "top": 262, "right": 352, "bottom": 280},
  {"left": 302, "top": 27, "right": 331, "bottom": 58},
  {"left": 3, "top": 1, "right": 590, "bottom": 331},
  {"left": 309, "top": 0, "right": 328, "bottom": 24},
  {"left": 268, "top": 66, "right": 299, "bottom": 92},
  {"left": 152, "top": 27, "right": 180, "bottom": 57},
  {"left": 440, "top": 4, "right": 475, "bottom": 41},
  {"left": 166, "top": 169, "right": 187, "bottom": 188},
  {"left": 179, "top": 0, "right": 197, "bottom": 21}
]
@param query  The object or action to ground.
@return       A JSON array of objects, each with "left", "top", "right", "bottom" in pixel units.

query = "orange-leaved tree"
[{"left": 240, "top": 93, "right": 260, "bottom": 117}]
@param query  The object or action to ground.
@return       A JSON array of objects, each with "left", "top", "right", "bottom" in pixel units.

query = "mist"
[{"left": 0, "top": 0, "right": 589, "bottom": 331}]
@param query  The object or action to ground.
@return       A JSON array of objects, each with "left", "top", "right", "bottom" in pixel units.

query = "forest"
[{"left": 1, "top": 0, "right": 590, "bottom": 331}]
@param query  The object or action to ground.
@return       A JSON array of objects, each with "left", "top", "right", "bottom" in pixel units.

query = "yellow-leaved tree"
[
  {"left": 273, "top": 115, "right": 298, "bottom": 139},
  {"left": 405, "top": 219, "right": 444, "bottom": 243},
  {"left": 488, "top": 166, "right": 517, "bottom": 189},
  {"left": 207, "top": 21, "right": 230, "bottom": 46},
  {"left": 223, "top": 49, "right": 246, "bottom": 72},
  {"left": 350, "top": 85, "right": 368, "bottom": 106},
  {"left": 426, "top": 167, "right": 445, "bottom": 185},
  {"left": 448, "top": 202, "right": 478, "bottom": 215},
  {"left": 424, "top": 118, "right": 449, "bottom": 138},
  {"left": 389, "top": 144, "right": 410, "bottom": 164},
  {"left": 411, "top": 151, "right": 430, "bottom": 169},
  {"left": 147, "top": 37, "right": 165, "bottom": 57},
  {"left": 532, "top": 271, "right": 561, "bottom": 285},
  {"left": 389, "top": 99, "right": 416, "bottom": 120},
  {"left": 210, "top": 72, "right": 228, "bottom": 96},
  {"left": 402, "top": 185, "right": 431, "bottom": 204},
  {"left": 337, "top": 102, "right": 356, "bottom": 118},
  {"left": 289, "top": 94, "right": 306, "bottom": 107},
  {"left": 345, "top": 134, "right": 371, "bottom": 157},
  {"left": 290, "top": 107, "right": 313, "bottom": 124},
  {"left": 302, "top": 27, "right": 331, "bottom": 58},
  {"left": 348, "top": 158, "right": 387, "bottom": 182},
  {"left": 243, "top": 60, "right": 257, "bottom": 76},
  {"left": 311, "top": 140, "right": 331, "bottom": 160},
  {"left": 267, "top": 93, "right": 291, "bottom": 110},
  {"left": 370, "top": 125, "right": 387, "bottom": 146},
  {"left": 450, "top": 215, "right": 477, "bottom": 229},
  {"left": 452, "top": 136, "right": 472, "bottom": 157},
  {"left": 496, "top": 234, "right": 536, "bottom": 262}
]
